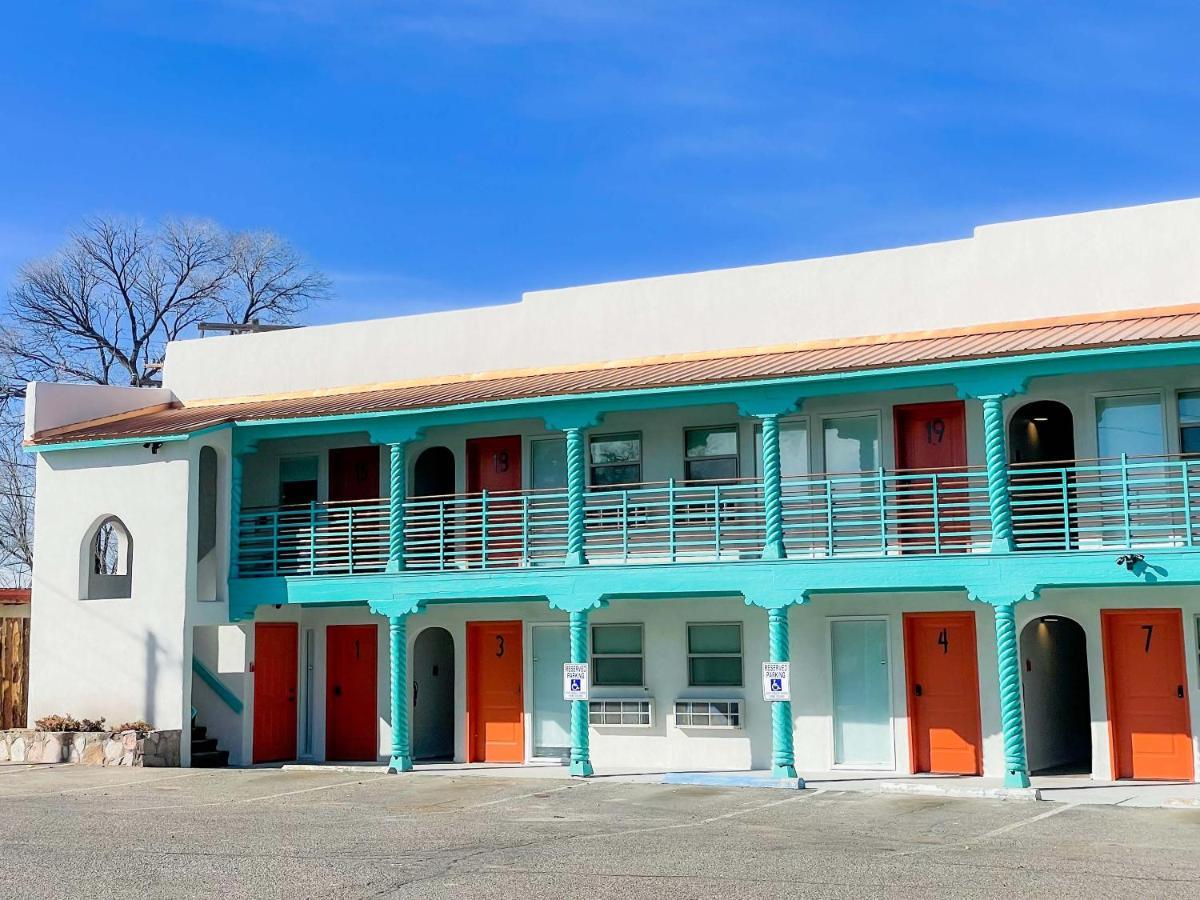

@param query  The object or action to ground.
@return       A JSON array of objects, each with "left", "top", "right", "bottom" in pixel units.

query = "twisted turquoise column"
[
  {"left": 760, "top": 414, "right": 786, "bottom": 560},
  {"left": 993, "top": 603, "right": 1029, "bottom": 788},
  {"left": 387, "top": 443, "right": 407, "bottom": 572},
  {"left": 568, "top": 609, "right": 594, "bottom": 776},
  {"left": 228, "top": 454, "right": 243, "bottom": 579},
  {"left": 388, "top": 615, "right": 413, "bottom": 772},
  {"left": 768, "top": 606, "right": 797, "bottom": 779},
  {"left": 564, "top": 427, "right": 588, "bottom": 566},
  {"left": 981, "top": 394, "right": 1014, "bottom": 553}
]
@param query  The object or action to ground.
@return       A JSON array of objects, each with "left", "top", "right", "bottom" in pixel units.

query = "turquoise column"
[
  {"left": 993, "top": 602, "right": 1030, "bottom": 788},
  {"left": 980, "top": 394, "right": 1014, "bottom": 553},
  {"left": 768, "top": 606, "right": 797, "bottom": 779},
  {"left": 388, "top": 614, "right": 413, "bottom": 773},
  {"left": 564, "top": 426, "right": 588, "bottom": 566},
  {"left": 760, "top": 414, "right": 787, "bottom": 560},
  {"left": 568, "top": 609, "right": 594, "bottom": 777},
  {"left": 387, "top": 442, "right": 407, "bottom": 572},
  {"left": 228, "top": 453, "right": 243, "bottom": 579}
]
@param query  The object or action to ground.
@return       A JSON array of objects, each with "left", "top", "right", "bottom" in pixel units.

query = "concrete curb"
[
  {"left": 874, "top": 781, "right": 1041, "bottom": 801},
  {"left": 282, "top": 763, "right": 389, "bottom": 774},
  {"left": 661, "top": 772, "right": 805, "bottom": 790}
]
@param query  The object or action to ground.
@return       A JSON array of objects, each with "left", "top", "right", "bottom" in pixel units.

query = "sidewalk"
[{"left": 279, "top": 761, "right": 1200, "bottom": 808}]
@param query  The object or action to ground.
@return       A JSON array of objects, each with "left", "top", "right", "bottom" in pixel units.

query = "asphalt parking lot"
[{"left": 1, "top": 765, "right": 1198, "bottom": 899}]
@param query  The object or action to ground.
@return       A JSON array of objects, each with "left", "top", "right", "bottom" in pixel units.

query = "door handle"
[
  {"left": 413, "top": 681, "right": 419, "bottom": 705},
  {"left": 914, "top": 683, "right": 923, "bottom": 697},
  {"left": 334, "top": 685, "right": 342, "bottom": 697},
  {"left": 1178, "top": 685, "right": 1185, "bottom": 699}
]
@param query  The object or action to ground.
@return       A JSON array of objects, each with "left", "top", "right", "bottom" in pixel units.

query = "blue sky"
[{"left": 1, "top": 2, "right": 1198, "bottom": 325}]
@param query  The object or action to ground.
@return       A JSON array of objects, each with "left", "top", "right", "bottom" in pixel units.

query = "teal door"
[
  {"left": 532, "top": 625, "right": 571, "bottom": 759},
  {"left": 831, "top": 619, "right": 893, "bottom": 768}
]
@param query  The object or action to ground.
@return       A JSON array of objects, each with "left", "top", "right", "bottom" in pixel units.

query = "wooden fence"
[{"left": 0, "top": 617, "right": 29, "bottom": 729}]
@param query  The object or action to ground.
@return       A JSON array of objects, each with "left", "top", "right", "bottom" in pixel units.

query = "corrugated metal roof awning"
[{"left": 27, "top": 304, "right": 1200, "bottom": 446}]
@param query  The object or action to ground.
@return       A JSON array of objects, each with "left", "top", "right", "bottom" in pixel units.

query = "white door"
[
  {"left": 531, "top": 625, "right": 571, "bottom": 759},
  {"left": 831, "top": 618, "right": 893, "bottom": 768}
]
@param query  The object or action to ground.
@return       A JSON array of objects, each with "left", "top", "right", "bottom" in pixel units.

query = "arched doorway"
[
  {"left": 1020, "top": 615, "right": 1091, "bottom": 775},
  {"left": 414, "top": 446, "right": 455, "bottom": 497},
  {"left": 1009, "top": 401, "right": 1076, "bottom": 550},
  {"left": 412, "top": 627, "right": 455, "bottom": 761}
]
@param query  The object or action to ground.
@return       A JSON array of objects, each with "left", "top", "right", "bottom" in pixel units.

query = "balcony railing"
[{"left": 233, "top": 456, "right": 1200, "bottom": 579}]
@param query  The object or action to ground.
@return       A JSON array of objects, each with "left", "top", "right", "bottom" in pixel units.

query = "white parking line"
[
  {"left": 0, "top": 769, "right": 208, "bottom": 800},
  {"left": 126, "top": 774, "right": 390, "bottom": 811},
  {"left": 977, "top": 802, "right": 1078, "bottom": 839},
  {"left": 593, "top": 789, "right": 821, "bottom": 840}
]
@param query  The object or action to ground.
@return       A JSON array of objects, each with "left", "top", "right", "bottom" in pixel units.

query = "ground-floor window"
[
  {"left": 591, "top": 623, "right": 644, "bottom": 686},
  {"left": 686, "top": 622, "right": 742, "bottom": 686}
]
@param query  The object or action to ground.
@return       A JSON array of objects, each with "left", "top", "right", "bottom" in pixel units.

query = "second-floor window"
[
  {"left": 1180, "top": 391, "right": 1200, "bottom": 456},
  {"left": 823, "top": 414, "right": 879, "bottom": 474},
  {"left": 754, "top": 418, "right": 809, "bottom": 477},
  {"left": 279, "top": 455, "right": 319, "bottom": 505},
  {"left": 684, "top": 425, "right": 739, "bottom": 483},
  {"left": 1096, "top": 393, "right": 1164, "bottom": 459},
  {"left": 589, "top": 432, "right": 642, "bottom": 487},
  {"left": 531, "top": 437, "right": 568, "bottom": 490}
]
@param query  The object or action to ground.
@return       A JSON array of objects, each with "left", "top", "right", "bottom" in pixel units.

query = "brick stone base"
[{"left": 0, "top": 729, "right": 181, "bottom": 766}]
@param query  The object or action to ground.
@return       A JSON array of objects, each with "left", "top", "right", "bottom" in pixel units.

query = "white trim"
[{"left": 826, "top": 614, "right": 897, "bottom": 771}]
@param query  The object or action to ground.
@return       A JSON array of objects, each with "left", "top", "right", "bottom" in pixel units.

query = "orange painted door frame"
[
  {"left": 466, "top": 620, "right": 525, "bottom": 763},
  {"left": 1102, "top": 609, "right": 1194, "bottom": 781},
  {"left": 903, "top": 611, "right": 983, "bottom": 775},
  {"left": 253, "top": 622, "right": 298, "bottom": 764},
  {"left": 325, "top": 624, "right": 379, "bottom": 762}
]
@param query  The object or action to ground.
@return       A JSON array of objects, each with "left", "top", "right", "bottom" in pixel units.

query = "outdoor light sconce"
[
  {"left": 142, "top": 441, "right": 164, "bottom": 454},
  {"left": 1116, "top": 553, "right": 1145, "bottom": 572}
]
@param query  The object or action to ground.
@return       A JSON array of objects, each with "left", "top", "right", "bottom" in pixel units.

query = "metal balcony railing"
[{"left": 233, "top": 456, "right": 1200, "bottom": 578}]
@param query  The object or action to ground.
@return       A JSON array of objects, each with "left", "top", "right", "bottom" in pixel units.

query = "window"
[
  {"left": 85, "top": 516, "right": 132, "bottom": 600},
  {"left": 687, "top": 622, "right": 743, "bottom": 686},
  {"left": 823, "top": 415, "right": 879, "bottom": 473},
  {"left": 197, "top": 447, "right": 219, "bottom": 561},
  {"left": 684, "top": 425, "right": 739, "bottom": 482},
  {"left": 754, "top": 418, "right": 809, "bottom": 477},
  {"left": 1096, "top": 394, "right": 1165, "bottom": 459},
  {"left": 279, "top": 455, "right": 319, "bottom": 505},
  {"left": 531, "top": 437, "right": 567, "bottom": 490},
  {"left": 1180, "top": 392, "right": 1200, "bottom": 456},
  {"left": 591, "top": 623, "right": 644, "bottom": 686},
  {"left": 589, "top": 433, "right": 642, "bottom": 487},
  {"left": 588, "top": 699, "right": 653, "bottom": 726},
  {"left": 674, "top": 700, "right": 743, "bottom": 728}
]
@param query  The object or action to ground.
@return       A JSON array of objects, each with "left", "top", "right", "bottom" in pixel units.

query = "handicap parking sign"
[
  {"left": 762, "top": 662, "right": 790, "bottom": 701},
  {"left": 563, "top": 663, "right": 589, "bottom": 701}
]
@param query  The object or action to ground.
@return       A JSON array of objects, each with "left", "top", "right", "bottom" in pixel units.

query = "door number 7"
[{"left": 1141, "top": 624, "right": 1153, "bottom": 653}]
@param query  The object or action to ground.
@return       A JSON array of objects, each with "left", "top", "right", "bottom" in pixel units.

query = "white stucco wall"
[
  {"left": 25, "top": 382, "right": 175, "bottom": 441},
  {"left": 28, "top": 442, "right": 191, "bottom": 733},
  {"left": 161, "top": 198, "right": 1200, "bottom": 402}
]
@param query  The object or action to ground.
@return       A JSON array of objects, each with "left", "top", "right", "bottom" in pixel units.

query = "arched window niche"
[
  {"left": 84, "top": 515, "right": 133, "bottom": 600},
  {"left": 197, "top": 446, "right": 219, "bottom": 563}
]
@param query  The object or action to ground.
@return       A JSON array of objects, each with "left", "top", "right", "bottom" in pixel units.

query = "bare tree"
[{"left": 0, "top": 216, "right": 330, "bottom": 584}]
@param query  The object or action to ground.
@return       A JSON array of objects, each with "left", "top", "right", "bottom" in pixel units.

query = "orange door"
[
  {"left": 904, "top": 612, "right": 982, "bottom": 774},
  {"left": 326, "top": 624, "right": 379, "bottom": 761},
  {"left": 253, "top": 622, "right": 298, "bottom": 763},
  {"left": 466, "top": 436, "right": 523, "bottom": 566},
  {"left": 467, "top": 620, "right": 524, "bottom": 763},
  {"left": 1102, "top": 609, "right": 1193, "bottom": 781},
  {"left": 894, "top": 401, "right": 968, "bottom": 552}
]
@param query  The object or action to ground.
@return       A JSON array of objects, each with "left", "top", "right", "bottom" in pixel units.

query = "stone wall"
[{"left": 0, "top": 729, "right": 181, "bottom": 767}]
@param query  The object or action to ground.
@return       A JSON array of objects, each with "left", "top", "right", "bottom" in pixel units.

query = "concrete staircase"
[{"left": 190, "top": 723, "right": 230, "bottom": 768}]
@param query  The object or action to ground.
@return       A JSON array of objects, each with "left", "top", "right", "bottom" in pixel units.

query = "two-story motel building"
[{"left": 23, "top": 199, "right": 1200, "bottom": 786}]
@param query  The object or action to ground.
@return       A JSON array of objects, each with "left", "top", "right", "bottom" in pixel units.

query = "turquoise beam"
[
  {"left": 568, "top": 609, "right": 594, "bottom": 777},
  {"left": 767, "top": 606, "right": 798, "bottom": 779},
  {"left": 387, "top": 442, "right": 407, "bottom": 573},
  {"left": 388, "top": 615, "right": 413, "bottom": 772},
  {"left": 564, "top": 427, "right": 588, "bottom": 566},
  {"left": 980, "top": 394, "right": 1015, "bottom": 553},
  {"left": 760, "top": 414, "right": 786, "bottom": 560},
  {"left": 993, "top": 602, "right": 1030, "bottom": 788},
  {"left": 191, "top": 657, "right": 244, "bottom": 715}
]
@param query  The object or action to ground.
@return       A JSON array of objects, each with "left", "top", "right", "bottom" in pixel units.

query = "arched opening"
[
  {"left": 1009, "top": 401, "right": 1076, "bottom": 550},
  {"left": 1020, "top": 615, "right": 1091, "bottom": 775},
  {"left": 85, "top": 515, "right": 133, "bottom": 599},
  {"left": 197, "top": 447, "right": 219, "bottom": 562},
  {"left": 413, "top": 446, "right": 455, "bottom": 498},
  {"left": 412, "top": 626, "right": 455, "bottom": 761}
]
